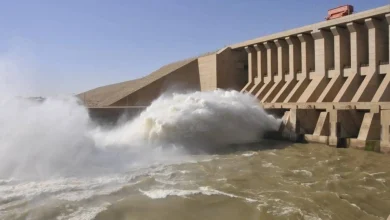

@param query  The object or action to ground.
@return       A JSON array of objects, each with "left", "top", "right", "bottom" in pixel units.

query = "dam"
[
  {"left": 80, "top": 5, "right": 390, "bottom": 153},
  {"left": 3, "top": 3, "right": 390, "bottom": 219}
]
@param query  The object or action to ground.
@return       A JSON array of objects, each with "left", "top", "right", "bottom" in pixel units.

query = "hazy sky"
[{"left": 0, "top": 0, "right": 388, "bottom": 96}]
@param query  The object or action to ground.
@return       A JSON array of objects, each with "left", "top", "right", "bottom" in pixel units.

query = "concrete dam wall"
[
  {"left": 236, "top": 5, "right": 390, "bottom": 153},
  {"left": 80, "top": 5, "right": 390, "bottom": 153}
]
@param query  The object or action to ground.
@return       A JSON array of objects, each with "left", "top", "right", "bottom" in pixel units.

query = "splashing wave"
[{"left": 0, "top": 90, "right": 279, "bottom": 179}]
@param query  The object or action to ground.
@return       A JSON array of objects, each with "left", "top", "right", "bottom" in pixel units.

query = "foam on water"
[
  {"left": 139, "top": 186, "right": 257, "bottom": 202},
  {"left": 242, "top": 152, "right": 256, "bottom": 157},
  {"left": 291, "top": 170, "right": 313, "bottom": 177}
]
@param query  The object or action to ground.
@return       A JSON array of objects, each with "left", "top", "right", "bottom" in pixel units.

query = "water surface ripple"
[{"left": 1, "top": 143, "right": 389, "bottom": 220}]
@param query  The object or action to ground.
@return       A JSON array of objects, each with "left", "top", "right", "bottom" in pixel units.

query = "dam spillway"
[{"left": 80, "top": 5, "right": 390, "bottom": 153}]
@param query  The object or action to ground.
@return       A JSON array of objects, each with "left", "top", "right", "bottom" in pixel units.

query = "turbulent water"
[{"left": 0, "top": 90, "right": 390, "bottom": 220}]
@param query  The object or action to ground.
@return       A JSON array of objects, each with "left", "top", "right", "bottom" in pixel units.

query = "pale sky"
[{"left": 0, "top": 0, "right": 388, "bottom": 96}]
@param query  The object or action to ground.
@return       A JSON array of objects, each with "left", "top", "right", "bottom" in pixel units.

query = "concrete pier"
[{"left": 80, "top": 5, "right": 390, "bottom": 153}]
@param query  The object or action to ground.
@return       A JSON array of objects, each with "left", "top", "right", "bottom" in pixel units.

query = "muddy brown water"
[{"left": 1, "top": 143, "right": 390, "bottom": 220}]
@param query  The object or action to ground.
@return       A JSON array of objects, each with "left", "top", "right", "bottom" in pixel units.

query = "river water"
[
  {"left": 1, "top": 143, "right": 390, "bottom": 220},
  {"left": 0, "top": 91, "right": 389, "bottom": 220}
]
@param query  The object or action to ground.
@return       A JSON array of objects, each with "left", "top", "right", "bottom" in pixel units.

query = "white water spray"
[
  {"left": 92, "top": 90, "right": 280, "bottom": 151},
  {"left": 0, "top": 89, "right": 280, "bottom": 180}
]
